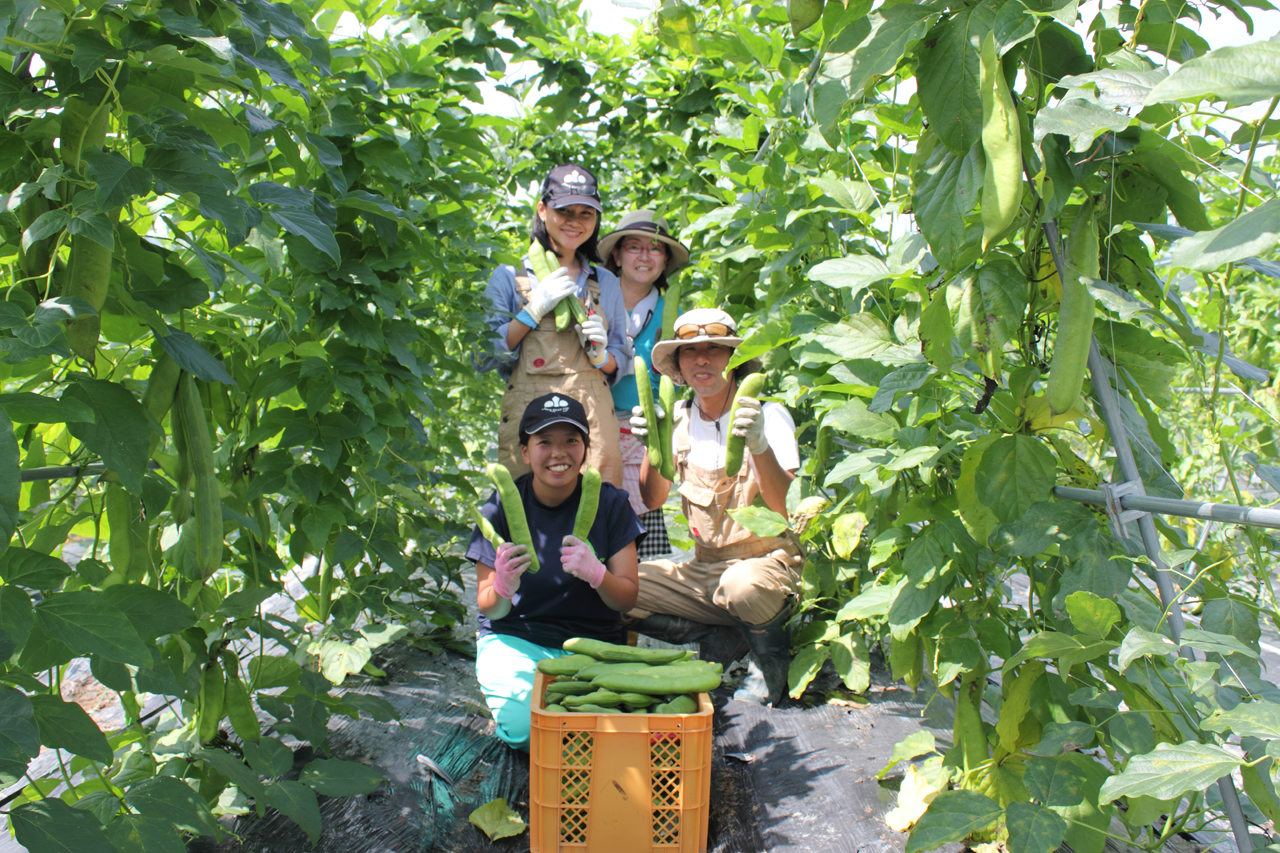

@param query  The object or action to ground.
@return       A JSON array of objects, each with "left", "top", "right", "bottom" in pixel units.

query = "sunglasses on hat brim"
[{"left": 675, "top": 322, "right": 735, "bottom": 340}]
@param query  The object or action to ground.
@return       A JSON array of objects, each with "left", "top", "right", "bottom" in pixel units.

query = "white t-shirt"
[{"left": 680, "top": 400, "right": 800, "bottom": 474}]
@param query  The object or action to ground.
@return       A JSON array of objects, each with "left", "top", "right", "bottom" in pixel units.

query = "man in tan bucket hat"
[{"left": 627, "top": 308, "right": 803, "bottom": 705}]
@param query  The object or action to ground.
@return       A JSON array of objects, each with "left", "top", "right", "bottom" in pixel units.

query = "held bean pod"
[
  {"left": 486, "top": 463, "right": 539, "bottom": 573},
  {"left": 724, "top": 373, "right": 766, "bottom": 478}
]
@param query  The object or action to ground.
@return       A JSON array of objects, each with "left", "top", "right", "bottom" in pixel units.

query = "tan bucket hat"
[
  {"left": 650, "top": 308, "right": 744, "bottom": 385},
  {"left": 598, "top": 210, "right": 691, "bottom": 274}
]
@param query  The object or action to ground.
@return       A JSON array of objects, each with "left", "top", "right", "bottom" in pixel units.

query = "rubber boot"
[
  {"left": 630, "top": 613, "right": 749, "bottom": 669},
  {"left": 732, "top": 607, "right": 792, "bottom": 706}
]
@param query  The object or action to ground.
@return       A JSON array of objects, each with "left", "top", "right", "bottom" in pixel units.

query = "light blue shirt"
[{"left": 479, "top": 255, "right": 632, "bottom": 384}]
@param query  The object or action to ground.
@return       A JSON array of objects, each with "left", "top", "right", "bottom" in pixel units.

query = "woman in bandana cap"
[{"left": 479, "top": 163, "right": 631, "bottom": 486}]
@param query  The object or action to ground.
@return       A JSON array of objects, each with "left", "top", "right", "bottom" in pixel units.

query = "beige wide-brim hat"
[
  {"left": 598, "top": 210, "right": 691, "bottom": 275},
  {"left": 650, "top": 308, "right": 743, "bottom": 386}
]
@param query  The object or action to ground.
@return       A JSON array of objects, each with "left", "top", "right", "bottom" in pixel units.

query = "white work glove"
[
  {"left": 730, "top": 396, "right": 769, "bottom": 456},
  {"left": 517, "top": 267, "right": 577, "bottom": 327},
  {"left": 576, "top": 315, "right": 609, "bottom": 367},
  {"left": 629, "top": 403, "right": 665, "bottom": 438}
]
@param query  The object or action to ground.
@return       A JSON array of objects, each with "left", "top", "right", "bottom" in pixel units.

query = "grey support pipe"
[{"left": 1053, "top": 485, "right": 1280, "bottom": 531}]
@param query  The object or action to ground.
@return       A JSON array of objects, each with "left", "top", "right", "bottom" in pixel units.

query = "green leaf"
[
  {"left": 100, "top": 585, "right": 196, "bottom": 642},
  {"left": 888, "top": 576, "right": 941, "bottom": 640},
  {"left": 299, "top": 758, "right": 385, "bottom": 797},
  {"left": 1107, "top": 713, "right": 1155, "bottom": 756},
  {"left": 836, "top": 574, "right": 903, "bottom": 620},
  {"left": 1059, "top": 68, "right": 1169, "bottom": 108},
  {"left": 270, "top": 208, "right": 341, "bottom": 263},
  {"left": 0, "top": 687, "right": 40, "bottom": 784},
  {"left": 836, "top": 5, "right": 935, "bottom": 95},
  {"left": 1033, "top": 97, "right": 1134, "bottom": 152},
  {"left": 242, "top": 737, "right": 294, "bottom": 778},
  {"left": 789, "top": 642, "right": 832, "bottom": 698},
  {"left": 1098, "top": 742, "right": 1244, "bottom": 805},
  {"left": 917, "top": 1, "right": 998, "bottom": 155},
  {"left": 830, "top": 633, "right": 871, "bottom": 693},
  {"left": 808, "top": 255, "right": 895, "bottom": 291},
  {"left": 81, "top": 149, "right": 152, "bottom": 212},
  {"left": 831, "top": 512, "right": 869, "bottom": 560},
  {"left": 11, "top": 797, "right": 116, "bottom": 853},
  {"left": 22, "top": 209, "right": 69, "bottom": 252},
  {"left": 949, "top": 258, "right": 1028, "bottom": 377},
  {"left": 105, "top": 815, "right": 186, "bottom": 853},
  {"left": 263, "top": 780, "right": 321, "bottom": 844},
  {"left": 869, "top": 364, "right": 935, "bottom": 413},
  {"left": 0, "top": 585, "right": 33, "bottom": 659},
  {"left": 64, "top": 380, "right": 153, "bottom": 494},
  {"left": 919, "top": 289, "right": 954, "bottom": 370},
  {"left": 810, "top": 177, "right": 876, "bottom": 212},
  {"left": 125, "top": 776, "right": 218, "bottom": 837},
  {"left": 1026, "top": 722, "right": 1096, "bottom": 757},
  {"left": 1200, "top": 598, "right": 1261, "bottom": 649},
  {"left": 198, "top": 748, "right": 266, "bottom": 800},
  {"left": 1145, "top": 33, "right": 1280, "bottom": 106},
  {"left": 1180, "top": 627, "right": 1259, "bottom": 659},
  {"left": 1117, "top": 626, "right": 1177, "bottom": 672},
  {"left": 0, "top": 547, "right": 73, "bottom": 590},
  {"left": 30, "top": 695, "right": 112, "bottom": 763},
  {"left": 1064, "top": 591, "right": 1121, "bottom": 639},
  {"left": 1202, "top": 701, "right": 1280, "bottom": 740},
  {"left": 318, "top": 638, "right": 372, "bottom": 684},
  {"left": 727, "top": 506, "right": 789, "bottom": 537},
  {"left": 0, "top": 410, "right": 17, "bottom": 558},
  {"left": 34, "top": 590, "right": 150, "bottom": 667},
  {"left": 1005, "top": 802, "right": 1067, "bottom": 853},
  {"left": 157, "top": 330, "right": 237, "bottom": 387},
  {"left": 249, "top": 655, "right": 302, "bottom": 690},
  {"left": 0, "top": 392, "right": 94, "bottom": 424},
  {"left": 468, "top": 797, "right": 527, "bottom": 842},
  {"left": 975, "top": 436, "right": 1057, "bottom": 523},
  {"left": 1168, "top": 198, "right": 1280, "bottom": 271},
  {"left": 822, "top": 398, "right": 899, "bottom": 441},
  {"left": 905, "top": 790, "right": 1001, "bottom": 853},
  {"left": 878, "top": 730, "right": 936, "bottom": 779},
  {"left": 912, "top": 136, "right": 982, "bottom": 269}
]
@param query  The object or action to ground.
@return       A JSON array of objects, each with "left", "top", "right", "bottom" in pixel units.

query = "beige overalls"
[
  {"left": 497, "top": 273, "right": 623, "bottom": 486},
  {"left": 631, "top": 400, "right": 803, "bottom": 627}
]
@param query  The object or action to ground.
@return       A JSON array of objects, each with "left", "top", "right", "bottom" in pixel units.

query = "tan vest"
[
  {"left": 672, "top": 400, "right": 801, "bottom": 562},
  {"left": 497, "top": 273, "right": 622, "bottom": 486}
]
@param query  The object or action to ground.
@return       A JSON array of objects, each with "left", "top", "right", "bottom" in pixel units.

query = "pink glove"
[
  {"left": 560, "top": 535, "right": 606, "bottom": 589},
  {"left": 492, "top": 542, "right": 532, "bottom": 599}
]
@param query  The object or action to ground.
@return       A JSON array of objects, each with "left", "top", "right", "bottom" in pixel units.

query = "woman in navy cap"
[
  {"left": 467, "top": 393, "right": 644, "bottom": 750},
  {"left": 479, "top": 164, "right": 630, "bottom": 487}
]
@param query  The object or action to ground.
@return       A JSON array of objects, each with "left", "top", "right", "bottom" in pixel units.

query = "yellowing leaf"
[
  {"left": 468, "top": 797, "right": 526, "bottom": 841},
  {"left": 886, "top": 764, "right": 944, "bottom": 831}
]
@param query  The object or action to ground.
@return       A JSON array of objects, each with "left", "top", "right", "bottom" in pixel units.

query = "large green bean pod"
[
  {"left": 177, "top": 373, "right": 222, "bottom": 578},
  {"left": 486, "top": 463, "right": 539, "bottom": 573},
  {"left": 104, "top": 484, "right": 133, "bottom": 575},
  {"left": 654, "top": 694, "right": 699, "bottom": 714},
  {"left": 563, "top": 637, "right": 686, "bottom": 663},
  {"left": 561, "top": 689, "right": 625, "bottom": 708},
  {"left": 470, "top": 506, "right": 504, "bottom": 552},
  {"left": 142, "top": 350, "right": 182, "bottom": 424},
  {"left": 979, "top": 34, "right": 1022, "bottom": 251},
  {"left": 59, "top": 97, "right": 114, "bottom": 362},
  {"left": 198, "top": 659, "right": 225, "bottom": 744},
  {"left": 572, "top": 465, "right": 601, "bottom": 541},
  {"left": 634, "top": 357, "right": 664, "bottom": 470},
  {"left": 536, "top": 654, "right": 596, "bottom": 677},
  {"left": 658, "top": 376, "right": 676, "bottom": 481},
  {"left": 724, "top": 373, "right": 766, "bottom": 478},
  {"left": 170, "top": 382, "right": 192, "bottom": 525},
  {"left": 593, "top": 664, "right": 722, "bottom": 696},
  {"left": 1046, "top": 202, "right": 1098, "bottom": 415},
  {"left": 659, "top": 280, "right": 681, "bottom": 341}
]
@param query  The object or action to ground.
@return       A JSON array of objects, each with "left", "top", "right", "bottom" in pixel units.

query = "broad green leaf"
[
  {"left": 957, "top": 434, "right": 999, "bottom": 546},
  {"left": 1025, "top": 722, "right": 1096, "bottom": 757},
  {"left": 11, "top": 797, "right": 116, "bottom": 853},
  {"left": 64, "top": 380, "right": 153, "bottom": 494},
  {"left": 919, "top": 288, "right": 954, "bottom": 370},
  {"left": 836, "top": 574, "right": 903, "bottom": 621},
  {"left": 1024, "top": 754, "right": 1098, "bottom": 807},
  {"left": 105, "top": 815, "right": 186, "bottom": 853},
  {"left": 242, "top": 737, "right": 294, "bottom": 778},
  {"left": 1005, "top": 802, "right": 1067, "bottom": 853},
  {"left": 1059, "top": 68, "right": 1169, "bottom": 107},
  {"left": 831, "top": 512, "right": 869, "bottom": 559},
  {"left": 0, "top": 547, "right": 72, "bottom": 590},
  {"left": 869, "top": 364, "right": 935, "bottom": 413},
  {"left": 30, "top": 695, "right": 112, "bottom": 763},
  {"left": 0, "top": 393, "right": 94, "bottom": 424},
  {"left": 788, "top": 643, "right": 830, "bottom": 698},
  {"left": 888, "top": 576, "right": 941, "bottom": 640},
  {"left": 996, "top": 661, "right": 1044, "bottom": 754},
  {"left": 22, "top": 209, "right": 69, "bottom": 251},
  {"left": 948, "top": 258, "right": 1028, "bottom": 377},
  {"left": 1202, "top": 702, "right": 1280, "bottom": 740},
  {"left": 878, "top": 730, "right": 937, "bottom": 779},
  {"left": 1107, "top": 713, "right": 1155, "bottom": 756},
  {"left": 34, "top": 591, "right": 150, "bottom": 667},
  {"left": 1168, "top": 198, "right": 1280, "bottom": 271},
  {"left": 913, "top": 136, "right": 982, "bottom": 269},
  {"left": 300, "top": 758, "right": 385, "bottom": 797},
  {"left": 1200, "top": 598, "right": 1261, "bottom": 649},
  {"left": 1033, "top": 96, "right": 1134, "bottom": 152},
  {"left": 468, "top": 797, "right": 526, "bottom": 842},
  {"left": 1064, "top": 591, "right": 1121, "bottom": 639},
  {"left": 1180, "top": 627, "right": 1259, "bottom": 659},
  {"left": 124, "top": 776, "right": 219, "bottom": 837},
  {"left": 263, "top": 781, "right": 321, "bottom": 844},
  {"left": 975, "top": 436, "right": 1057, "bottom": 523},
  {"left": 157, "top": 330, "right": 237, "bottom": 386},
  {"left": 837, "top": 5, "right": 936, "bottom": 95},
  {"left": 0, "top": 687, "right": 40, "bottom": 784},
  {"left": 249, "top": 655, "right": 302, "bottom": 690},
  {"left": 340, "top": 694, "right": 399, "bottom": 722},
  {"left": 810, "top": 177, "right": 876, "bottom": 212},
  {"left": 917, "top": 1, "right": 998, "bottom": 155},
  {"left": 1145, "top": 33, "right": 1280, "bottom": 106},
  {"left": 0, "top": 585, "right": 33, "bottom": 659},
  {"left": 806, "top": 314, "right": 919, "bottom": 364},
  {"left": 0, "top": 410, "right": 16, "bottom": 559},
  {"left": 359, "top": 623, "right": 410, "bottom": 650},
  {"left": 808, "top": 255, "right": 895, "bottom": 291},
  {"left": 199, "top": 749, "right": 266, "bottom": 800},
  {"left": 830, "top": 633, "right": 871, "bottom": 693},
  {"left": 81, "top": 149, "right": 152, "bottom": 211},
  {"left": 905, "top": 790, "right": 1001, "bottom": 853},
  {"left": 727, "top": 506, "right": 789, "bottom": 536},
  {"left": 1098, "top": 742, "right": 1244, "bottom": 804},
  {"left": 270, "top": 208, "right": 341, "bottom": 263},
  {"left": 100, "top": 585, "right": 196, "bottom": 641},
  {"left": 1117, "top": 626, "right": 1177, "bottom": 672},
  {"left": 822, "top": 398, "right": 899, "bottom": 441},
  {"left": 1002, "top": 631, "right": 1084, "bottom": 672}
]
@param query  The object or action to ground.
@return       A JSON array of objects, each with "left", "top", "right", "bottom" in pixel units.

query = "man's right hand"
[
  {"left": 492, "top": 542, "right": 532, "bottom": 599},
  {"left": 518, "top": 268, "right": 577, "bottom": 326},
  {"left": 629, "top": 404, "right": 665, "bottom": 438}
]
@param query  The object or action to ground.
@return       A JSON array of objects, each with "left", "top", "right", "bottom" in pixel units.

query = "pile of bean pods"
[{"left": 536, "top": 637, "right": 722, "bottom": 715}]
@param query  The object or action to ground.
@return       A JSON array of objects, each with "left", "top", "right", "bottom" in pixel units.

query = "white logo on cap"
[
  {"left": 563, "top": 169, "right": 588, "bottom": 186},
  {"left": 544, "top": 395, "right": 570, "bottom": 412}
]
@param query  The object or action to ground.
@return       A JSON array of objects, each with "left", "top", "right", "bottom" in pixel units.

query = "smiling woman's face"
[
  {"left": 538, "top": 203, "right": 597, "bottom": 256},
  {"left": 612, "top": 235, "right": 667, "bottom": 288},
  {"left": 677, "top": 342, "right": 734, "bottom": 398}
]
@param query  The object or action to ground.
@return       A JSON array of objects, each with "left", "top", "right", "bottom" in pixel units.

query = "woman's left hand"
[
  {"left": 730, "top": 396, "right": 769, "bottom": 455},
  {"left": 560, "top": 535, "right": 606, "bottom": 589}
]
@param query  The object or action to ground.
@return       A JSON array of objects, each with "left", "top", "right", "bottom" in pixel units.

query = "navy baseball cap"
[
  {"left": 541, "top": 164, "right": 603, "bottom": 212},
  {"left": 520, "top": 393, "right": 590, "bottom": 436}
]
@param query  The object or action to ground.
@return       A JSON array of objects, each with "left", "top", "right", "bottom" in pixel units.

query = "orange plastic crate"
[{"left": 528, "top": 670, "right": 713, "bottom": 853}]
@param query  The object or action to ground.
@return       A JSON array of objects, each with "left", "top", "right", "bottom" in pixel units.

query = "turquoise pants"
[{"left": 475, "top": 633, "right": 570, "bottom": 751}]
